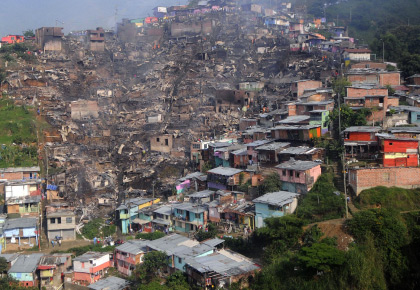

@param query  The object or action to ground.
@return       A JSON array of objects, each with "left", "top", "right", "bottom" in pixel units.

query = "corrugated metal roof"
[
  {"left": 172, "top": 203, "right": 206, "bottom": 213},
  {"left": 116, "top": 240, "right": 148, "bottom": 255},
  {"left": 153, "top": 205, "right": 172, "bottom": 216},
  {"left": 8, "top": 253, "right": 44, "bottom": 274},
  {"left": 207, "top": 167, "right": 243, "bottom": 176},
  {"left": 88, "top": 276, "right": 130, "bottom": 290},
  {"left": 187, "top": 190, "right": 214, "bottom": 198},
  {"left": 74, "top": 252, "right": 109, "bottom": 262},
  {"left": 0, "top": 166, "right": 40, "bottom": 173},
  {"left": 256, "top": 142, "right": 290, "bottom": 151},
  {"left": 343, "top": 126, "right": 381, "bottom": 133},
  {"left": 185, "top": 249, "right": 259, "bottom": 276},
  {"left": 279, "top": 146, "right": 311, "bottom": 155},
  {"left": 275, "top": 159, "right": 321, "bottom": 171},
  {"left": 253, "top": 191, "right": 299, "bottom": 206},
  {"left": 202, "top": 238, "right": 224, "bottom": 247},
  {"left": 277, "top": 115, "right": 310, "bottom": 124},
  {"left": 4, "top": 217, "right": 37, "bottom": 230}
]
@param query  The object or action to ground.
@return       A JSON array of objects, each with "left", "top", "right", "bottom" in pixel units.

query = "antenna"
[{"left": 55, "top": 19, "right": 64, "bottom": 27}]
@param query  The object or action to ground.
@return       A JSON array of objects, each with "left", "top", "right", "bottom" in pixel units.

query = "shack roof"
[
  {"left": 5, "top": 195, "right": 41, "bottom": 205},
  {"left": 246, "top": 139, "right": 273, "bottom": 147},
  {"left": 253, "top": 191, "right": 299, "bottom": 206},
  {"left": 275, "top": 159, "right": 321, "bottom": 171},
  {"left": 279, "top": 146, "right": 311, "bottom": 155},
  {"left": 4, "top": 217, "right": 37, "bottom": 230},
  {"left": 88, "top": 276, "right": 130, "bottom": 290},
  {"left": 207, "top": 167, "right": 243, "bottom": 176},
  {"left": 276, "top": 115, "right": 310, "bottom": 124},
  {"left": 255, "top": 142, "right": 290, "bottom": 151},
  {"left": 270, "top": 125, "right": 320, "bottom": 130},
  {"left": 8, "top": 253, "right": 44, "bottom": 274},
  {"left": 0, "top": 166, "right": 40, "bottom": 173},
  {"left": 147, "top": 234, "right": 198, "bottom": 255},
  {"left": 187, "top": 190, "right": 215, "bottom": 199},
  {"left": 185, "top": 249, "right": 259, "bottom": 276},
  {"left": 153, "top": 205, "right": 172, "bottom": 216},
  {"left": 343, "top": 126, "right": 382, "bottom": 133},
  {"left": 74, "top": 252, "right": 109, "bottom": 262},
  {"left": 172, "top": 203, "right": 206, "bottom": 213},
  {"left": 115, "top": 240, "right": 147, "bottom": 255},
  {"left": 388, "top": 126, "right": 420, "bottom": 134}
]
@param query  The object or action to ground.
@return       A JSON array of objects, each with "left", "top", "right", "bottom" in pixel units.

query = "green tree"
[
  {"left": 195, "top": 223, "right": 218, "bottom": 242},
  {"left": 201, "top": 161, "right": 212, "bottom": 173},
  {"left": 298, "top": 242, "right": 346, "bottom": 273},
  {"left": 0, "top": 257, "right": 8, "bottom": 273},
  {"left": 329, "top": 104, "right": 369, "bottom": 137},
  {"left": 142, "top": 251, "right": 168, "bottom": 275},
  {"left": 135, "top": 231, "right": 165, "bottom": 240},
  {"left": 23, "top": 29, "right": 35, "bottom": 38},
  {"left": 332, "top": 77, "right": 351, "bottom": 97},
  {"left": 254, "top": 215, "right": 305, "bottom": 249},
  {"left": 259, "top": 172, "right": 282, "bottom": 195}
]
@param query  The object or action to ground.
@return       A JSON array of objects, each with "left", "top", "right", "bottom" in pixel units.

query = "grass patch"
[{"left": 354, "top": 186, "right": 420, "bottom": 211}]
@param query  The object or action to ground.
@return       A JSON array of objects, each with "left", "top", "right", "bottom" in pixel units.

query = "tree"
[
  {"left": 298, "top": 242, "right": 346, "bottom": 273},
  {"left": 329, "top": 104, "right": 369, "bottom": 138},
  {"left": 332, "top": 77, "right": 351, "bottom": 97},
  {"left": 259, "top": 172, "right": 282, "bottom": 195},
  {"left": 23, "top": 29, "right": 35, "bottom": 38},
  {"left": 195, "top": 223, "right": 218, "bottom": 242},
  {"left": 254, "top": 215, "right": 305, "bottom": 249},
  {"left": 142, "top": 251, "right": 168, "bottom": 275},
  {"left": 0, "top": 257, "right": 8, "bottom": 274}
]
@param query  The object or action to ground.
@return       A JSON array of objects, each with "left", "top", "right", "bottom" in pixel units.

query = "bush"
[{"left": 135, "top": 231, "right": 165, "bottom": 240}]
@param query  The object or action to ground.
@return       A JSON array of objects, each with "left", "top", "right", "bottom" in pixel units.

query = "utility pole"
[
  {"left": 342, "top": 153, "right": 349, "bottom": 219},
  {"left": 338, "top": 92, "right": 341, "bottom": 136}
]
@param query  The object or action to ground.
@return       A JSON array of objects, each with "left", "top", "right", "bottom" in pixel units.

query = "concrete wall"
[
  {"left": 349, "top": 167, "right": 420, "bottom": 195},
  {"left": 150, "top": 135, "right": 173, "bottom": 153}
]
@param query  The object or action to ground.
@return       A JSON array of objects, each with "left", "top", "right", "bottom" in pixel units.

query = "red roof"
[{"left": 344, "top": 49, "right": 372, "bottom": 53}]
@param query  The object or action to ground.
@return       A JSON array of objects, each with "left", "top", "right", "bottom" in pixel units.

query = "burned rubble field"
[{"left": 13, "top": 9, "right": 337, "bottom": 219}]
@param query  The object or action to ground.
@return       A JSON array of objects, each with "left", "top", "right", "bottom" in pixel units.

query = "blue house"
[
  {"left": 253, "top": 191, "right": 299, "bottom": 228},
  {"left": 172, "top": 203, "right": 207, "bottom": 233},
  {"left": 390, "top": 106, "right": 420, "bottom": 125},
  {"left": 8, "top": 253, "right": 44, "bottom": 287},
  {"left": 116, "top": 198, "right": 159, "bottom": 234},
  {"left": 3, "top": 217, "right": 38, "bottom": 250}
]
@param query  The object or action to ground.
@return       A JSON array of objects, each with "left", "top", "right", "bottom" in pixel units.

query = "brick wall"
[
  {"left": 347, "top": 87, "right": 388, "bottom": 98},
  {"left": 349, "top": 167, "right": 420, "bottom": 195},
  {"left": 297, "top": 81, "right": 322, "bottom": 97},
  {"left": 379, "top": 72, "right": 400, "bottom": 86}
]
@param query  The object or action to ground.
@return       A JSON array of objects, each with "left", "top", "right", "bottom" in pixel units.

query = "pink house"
[{"left": 275, "top": 159, "right": 322, "bottom": 194}]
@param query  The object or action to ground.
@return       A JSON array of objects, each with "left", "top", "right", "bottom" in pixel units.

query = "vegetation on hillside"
[
  {"left": 355, "top": 186, "right": 420, "bottom": 211},
  {"left": 297, "top": 173, "right": 345, "bottom": 222},
  {"left": 0, "top": 98, "right": 39, "bottom": 167}
]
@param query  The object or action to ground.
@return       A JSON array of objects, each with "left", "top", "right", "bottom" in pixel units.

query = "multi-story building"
[{"left": 73, "top": 252, "right": 111, "bottom": 285}]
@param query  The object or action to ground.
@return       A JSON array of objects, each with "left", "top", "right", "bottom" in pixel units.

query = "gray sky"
[{"left": 0, "top": 0, "right": 188, "bottom": 36}]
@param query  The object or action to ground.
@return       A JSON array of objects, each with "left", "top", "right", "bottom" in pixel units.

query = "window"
[
  {"left": 195, "top": 213, "right": 201, "bottom": 219},
  {"left": 57, "top": 218, "right": 61, "bottom": 224},
  {"left": 165, "top": 139, "right": 169, "bottom": 146},
  {"left": 50, "top": 218, "right": 56, "bottom": 224},
  {"left": 193, "top": 144, "right": 200, "bottom": 149},
  {"left": 178, "top": 257, "right": 182, "bottom": 263},
  {"left": 66, "top": 217, "right": 72, "bottom": 223},
  {"left": 295, "top": 172, "right": 300, "bottom": 178},
  {"left": 282, "top": 170, "right": 286, "bottom": 176},
  {"left": 389, "top": 142, "right": 393, "bottom": 145},
  {"left": 156, "top": 138, "right": 160, "bottom": 142},
  {"left": 417, "top": 114, "right": 420, "bottom": 120}
]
